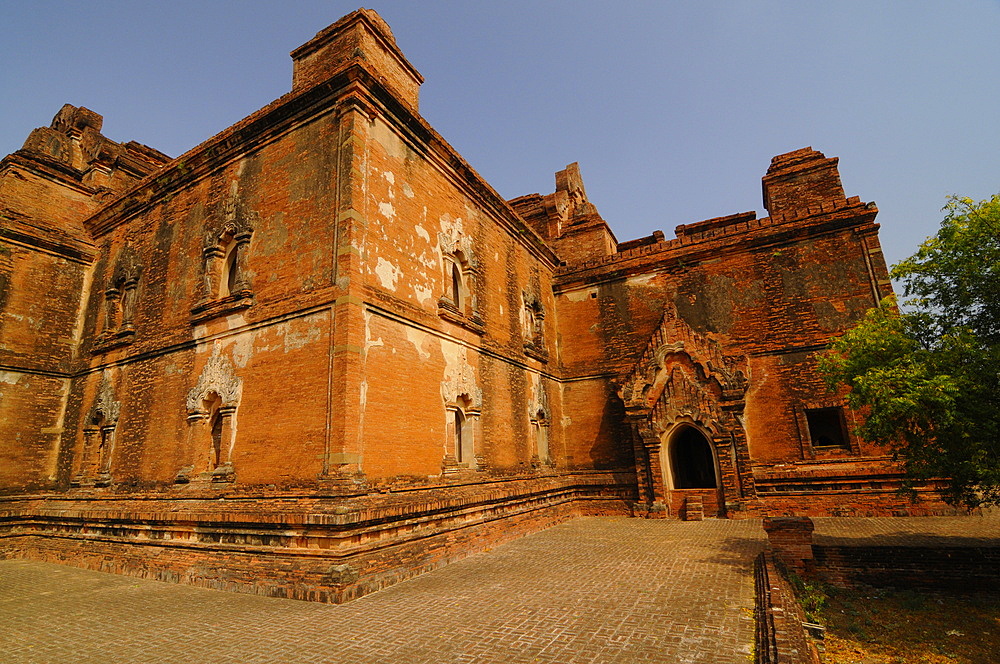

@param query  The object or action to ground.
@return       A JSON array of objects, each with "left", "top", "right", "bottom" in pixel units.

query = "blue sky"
[{"left": 2, "top": 1, "right": 998, "bottom": 268}]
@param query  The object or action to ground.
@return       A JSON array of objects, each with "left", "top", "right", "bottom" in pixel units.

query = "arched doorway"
[
  {"left": 664, "top": 425, "right": 721, "bottom": 518},
  {"left": 670, "top": 426, "right": 717, "bottom": 488}
]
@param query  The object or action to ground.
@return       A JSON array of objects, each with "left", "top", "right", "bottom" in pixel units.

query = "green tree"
[{"left": 820, "top": 195, "right": 1000, "bottom": 507}]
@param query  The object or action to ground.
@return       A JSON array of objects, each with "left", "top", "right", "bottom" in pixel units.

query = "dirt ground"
[{"left": 818, "top": 586, "right": 1000, "bottom": 664}]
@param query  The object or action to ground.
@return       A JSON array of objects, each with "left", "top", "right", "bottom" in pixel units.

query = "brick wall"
[
  {"left": 754, "top": 551, "right": 822, "bottom": 664},
  {"left": 814, "top": 545, "right": 1000, "bottom": 591}
]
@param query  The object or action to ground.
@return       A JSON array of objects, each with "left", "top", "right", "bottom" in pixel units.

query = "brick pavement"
[
  {"left": 0, "top": 517, "right": 765, "bottom": 664},
  {"left": 812, "top": 509, "right": 1000, "bottom": 547}
]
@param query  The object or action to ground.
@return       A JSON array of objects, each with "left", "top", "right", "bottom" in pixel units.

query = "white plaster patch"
[
  {"left": 363, "top": 310, "right": 386, "bottom": 358},
  {"left": 370, "top": 117, "right": 407, "bottom": 159},
  {"left": 413, "top": 284, "right": 433, "bottom": 306},
  {"left": 564, "top": 288, "right": 597, "bottom": 302},
  {"left": 225, "top": 313, "right": 247, "bottom": 328},
  {"left": 414, "top": 224, "right": 431, "bottom": 243},
  {"left": 378, "top": 201, "right": 396, "bottom": 220},
  {"left": 402, "top": 183, "right": 414, "bottom": 198},
  {"left": 230, "top": 331, "right": 256, "bottom": 368},
  {"left": 0, "top": 371, "right": 21, "bottom": 385},
  {"left": 441, "top": 337, "right": 466, "bottom": 379},
  {"left": 360, "top": 379, "right": 368, "bottom": 407},
  {"left": 626, "top": 273, "right": 657, "bottom": 287},
  {"left": 405, "top": 327, "right": 432, "bottom": 360},
  {"left": 499, "top": 304, "right": 504, "bottom": 316},
  {"left": 417, "top": 252, "right": 437, "bottom": 269},
  {"left": 383, "top": 171, "right": 395, "bottom": 185},
  {"left": 375, "top": 257, "right": 400, "bottom": 290},
  {"left": 283, "top": 319, "right": 322, "bottom": 352}
]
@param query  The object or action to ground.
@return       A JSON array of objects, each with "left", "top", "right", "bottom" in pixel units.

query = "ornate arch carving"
[
  {"left": 96, "top": 244, "right": 143, "bottom": 351},
  {"left": 111, "top": 244, "right": 143, "bottom": 285},
  {"left": 179, "top": 344, "right": 242, "bottom": 483},
  {"left": 73, "top": 369, "right": 121, "bottom": 487},
  {"left": 437, "top": 227, "right": 478, "bottom": 271},
  {"left": 441, "top": 360, "right": 483, "bottom": 473},
  {"left": 203, "top": 185, "right": 258, "bottom": 250},
  {"left": 437, "top": 225, "right": 483, "bottom": 333},
  {"left": 528, "top": 374, "right": 552, "bottom": 468},
  {"left": 186, "top": 344, "right": 243, "bottom": 413},
  {"left": 528, "top": 374, "right": 550, "bottom": 420},
  {"left": 192, "top": 184, "right": 258, "bottom": 322},
  {"left": 619, "top": 307, "right": 755, "bottom": 512},
  {"left": 440, "top": 361, "right": 481, "bottom": 411},
  {"left": 88, "top": 369, "right": 122, "bottom": 425}
]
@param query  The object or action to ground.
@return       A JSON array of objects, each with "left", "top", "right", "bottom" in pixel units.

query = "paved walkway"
[
  {"left": 813, "top": 510, "right": 1000, "bottom": 547},
  {"left": 0, "top": 517, "right": 765, "bottom": 664}
]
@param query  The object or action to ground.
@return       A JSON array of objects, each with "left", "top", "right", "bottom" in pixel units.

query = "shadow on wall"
[{"left": 591, "top": 391, "right": 631, "bottom": 469}]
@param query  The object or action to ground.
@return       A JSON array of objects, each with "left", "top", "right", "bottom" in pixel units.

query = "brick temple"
[{"left": 0, "top": 9, "right": 953, "bottom": 602}]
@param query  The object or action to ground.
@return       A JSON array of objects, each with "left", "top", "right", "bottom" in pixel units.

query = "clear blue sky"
[{"left": 2, "top": 1, "right": 999, "bottom": 269}]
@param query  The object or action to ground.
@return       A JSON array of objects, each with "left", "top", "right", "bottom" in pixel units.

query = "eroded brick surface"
[{"left": 0, "top": 517, "right": 765, "bottom": 664}]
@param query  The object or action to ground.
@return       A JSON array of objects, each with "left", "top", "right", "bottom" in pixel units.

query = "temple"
[{"left": 0, "top": 9, "right": 953, "bottom": 602}]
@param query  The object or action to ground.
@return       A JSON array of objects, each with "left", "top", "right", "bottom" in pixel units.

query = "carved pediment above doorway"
[{"left": 619, "top": 306, "right": 747, "bottom": 434}]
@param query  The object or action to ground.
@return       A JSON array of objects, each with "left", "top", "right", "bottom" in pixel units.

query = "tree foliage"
[{"left": 820, "top": 195, "right": 1000, "bottom": 507}]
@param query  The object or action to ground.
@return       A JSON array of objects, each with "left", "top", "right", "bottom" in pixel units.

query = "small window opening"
[
  {"left": 450, "top": 262, "right": 462, "bottom": 308},
  {"left": 454, "top": 409, "right": 465, "bottom": 463},
  {"left": 88, "top": 410, "right": 107, "bottom": 476},
  {"left": 204, "top": 393, "right": 224, "bottom": 469},
  {"left": 805, "top": 407, "right": 849, "bottom": 448},
  {"left": 221, "top": 243, "right": 239, "bottom": 297},
  {"left": 210, "top": 410, "right": 223, "bottom": 468}
]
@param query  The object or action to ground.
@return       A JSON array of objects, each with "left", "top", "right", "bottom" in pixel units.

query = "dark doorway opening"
[{"left": 670, "top": 426, "right": 717, "bottom": 489}]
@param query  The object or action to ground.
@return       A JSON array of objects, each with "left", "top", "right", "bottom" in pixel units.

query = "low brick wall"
[
  {"left": 0, "top": 470, "right": 633, "bottom": 603},
  {"left": 813, "top": 545, "right": 1000, "bottom": 591},
  {"left": 754, "top": 552, "right": 821, "bottom": 664}
]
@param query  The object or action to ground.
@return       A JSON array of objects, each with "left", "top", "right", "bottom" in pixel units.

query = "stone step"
[{"left": 683, "top": 495, "right": 704, "bottom": 521}]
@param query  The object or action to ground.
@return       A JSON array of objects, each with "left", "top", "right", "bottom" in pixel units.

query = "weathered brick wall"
[
  {"left": 559, "top": 377, "right": 633, "bottom": 470},
  {"left": 0, "top": 241, "right": 89, "bottom": 490},
  {"left": 0, "top": 371, "right": 68, "bottom": 490},
  {"left": 0, "top": 105, "right": 163, "bottom": 492},
  {"left": 556, "top": 219, "right": 882, "bottom": 374},
  {"left": 68, "top": 105, "right": 348, "bottom": 488},
  {"left": 814, "top": 545, "right": 1000, "bottom": 591},
  {"left": 291, "top": 9, "right": 422, "bottom": 109},
  {"left": 351, "top": 91, "right": 574, "bottom": 478},
  {"left": 552, "top": 164, "right": 894, "bottom": 510},
  {"left": 39, "top": 9, "right": 603, "bottom": 490}
]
